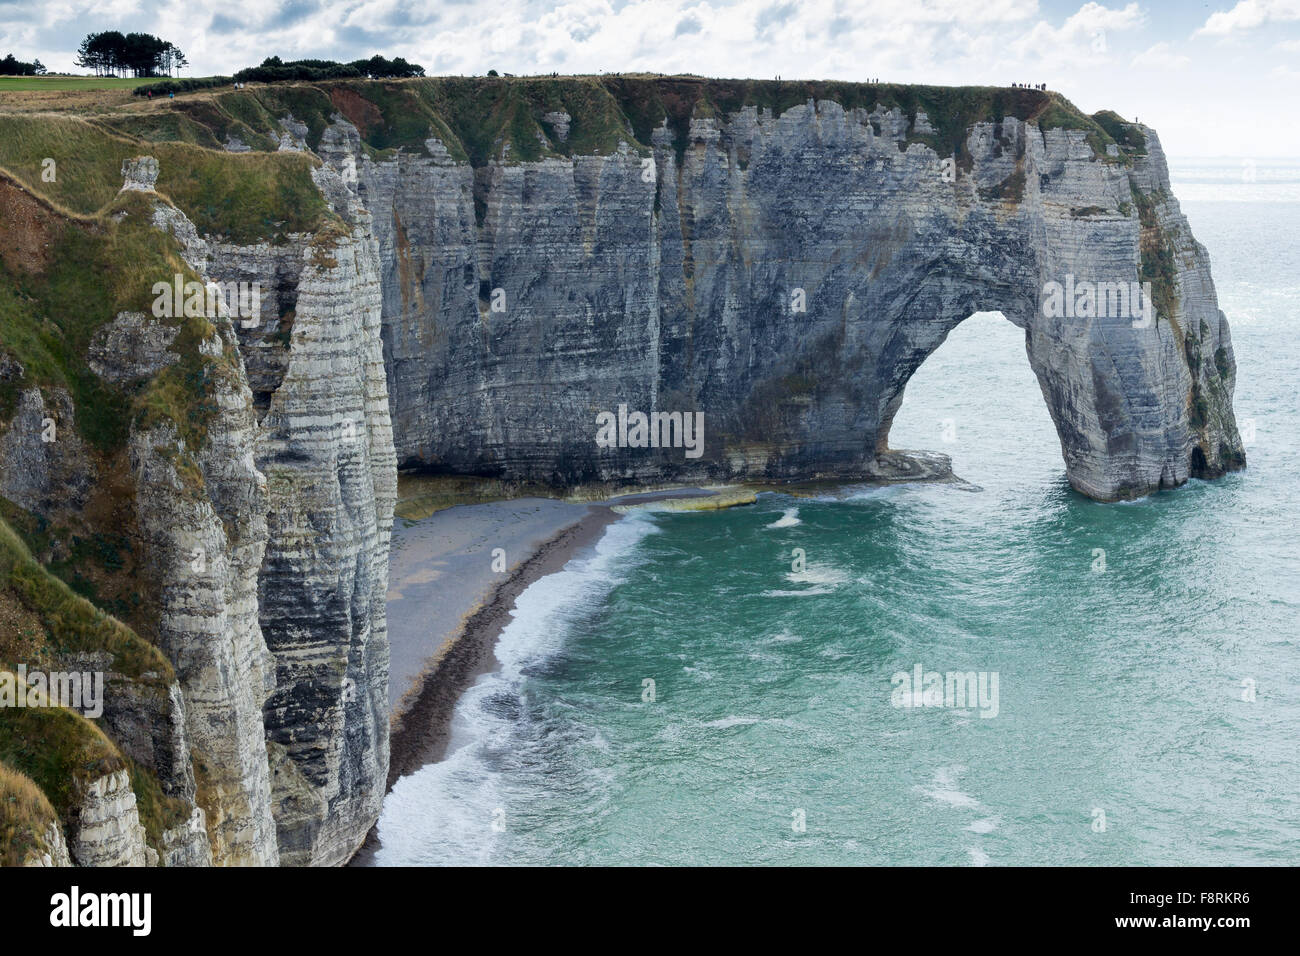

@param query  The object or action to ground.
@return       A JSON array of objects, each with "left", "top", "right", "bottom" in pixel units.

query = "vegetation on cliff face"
[
  {"left": 26, "top": 74, "right": 1122, "bottom": 181},
  {"left": 1133, "top": 186, "right": 1180, "bottom": 327},
  {"left": 0, "top": 760, "right": 61, "bottom": 865},
  {"left": 0, "top": 514, "right": 171, "bottom": 680},
  {"left": 0, "top": 131, "right": 264, "bottom": 861},
  {"left": 0, "top": 79, "right": 1140, "bottom": 222},
  {"left": 1091, "top": 109, "right": 1147, "bottom": 155},
  {"left": 0, "top": 509, "right": 182, "bottom": 860},
  {"left": 0, "top": 113, "right": 331, "bottom": 241},
  {"left": 0, "top": 177, "right": 231, "bottom": 456},
  {"left": 129, "top": 75, "right": 1137, "bottom": 172},
  {"left": 603, "top": 78, "right": 1060, "bottom": 165},
  {"left": 0, "top": 168, "right": 246, "bottom": 653},
  {"left": 0, "top": 674, "right": 124, "bottom": 823},
  {"left": 0, "top": 672, "right": 185, "bottom": 856},
  {"left": 0, "top": 497, "right": 147, "bottom": 631}
]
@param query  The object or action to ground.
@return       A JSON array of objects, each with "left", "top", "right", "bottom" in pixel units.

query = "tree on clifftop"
[
  {"left": 0, "top": 54, "right": 47, "bottom": 76},
  {"left": 75, "top": 31, "right": 187, "bottom": 77}
]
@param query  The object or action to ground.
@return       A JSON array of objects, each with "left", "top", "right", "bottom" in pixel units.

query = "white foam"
[
  {"left": 916, "top": 765, "right": 982, "bottom": 809},
  {"left": 786, "top": 565, "right": 848, "bottom": 586},
  {"left": 765, "top": 507, "right": 801, "bottom": 528},
  {"left": 375, "top": 722, "right": 506, "bottom": 865},
  {"left": 764, "top": 563, "right": 851, "bottom": 598},
  {"left": 373, "top": 514, "right": 656, "bottom": 866},
  {"left": 702, "top": 716, "right": 761, "bottom": 729},
  {"left": 492, "top": 514, "right": 658, "bottom": 677}
]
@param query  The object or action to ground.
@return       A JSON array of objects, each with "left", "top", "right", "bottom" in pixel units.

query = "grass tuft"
[{"left": 0, "top": 760, "right": 62, "bottom": 865}]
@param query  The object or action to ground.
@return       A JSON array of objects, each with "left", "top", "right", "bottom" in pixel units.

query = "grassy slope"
[
  {"left": 0, "top": 507, "right": 187, "bottom": 855},
  {"left": 0, "top": 114, "right": 331, "bottom": 241},
  {"left": 0, "top": 178, "right": 224, "bottom": 454},
  {"left": 0, "top": 760, "right": 61, "bottom": 865},
  {"left": 0, "top": 76, "right": 160, "bottom": 92},
  {"left": 0, "top": 671, "right": 124, "bottom": 823},
  {"left": 0, "top": 129, "right": 295, "bottom": 858},
  {"left": 0, "top": 114, "right": 333, "bottom": 455},
  {"left": 0, "top": 514, "right": 172, "bottom": 680},
  {"left": 0, "top": 671, "right": 188, "bottom": 853}
]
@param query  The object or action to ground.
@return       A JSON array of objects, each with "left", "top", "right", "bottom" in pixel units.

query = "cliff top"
[{"left": 0, "top": 73, "right": 1144, "bottom": 170}]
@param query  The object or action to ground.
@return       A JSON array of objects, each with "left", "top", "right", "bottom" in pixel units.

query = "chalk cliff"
[
  {"left": 0, "top": 76, "right": 1242, "bottom": 867},
  {"left": 1, "top": 121, "right": 393, "bottom": 866},
  {"left": 303, "top": 79, "right": 1240, "bottom": 500}
]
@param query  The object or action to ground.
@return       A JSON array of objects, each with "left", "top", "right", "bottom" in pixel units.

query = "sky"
[{"left": 1, "top": 0, "right": 1297, "bottom": 157}]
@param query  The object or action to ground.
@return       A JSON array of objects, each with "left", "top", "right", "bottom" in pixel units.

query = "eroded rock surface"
[
  {"left": 69, "top": 769, "right": 152, "bottom": 867},
  {"left": 317, "top": 95, "right": 1240, "bottom": 500}
]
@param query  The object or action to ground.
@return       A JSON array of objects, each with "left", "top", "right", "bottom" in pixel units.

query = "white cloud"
[
  {"left": 1196, "top": 0, "right": 1300, "bottom": 36},
  {"left": 1132, "top": 41, "right": 1190, "bottom": 69},
  {"left": 1010, "top": 2, "right": 1144, "bottom": 63}
]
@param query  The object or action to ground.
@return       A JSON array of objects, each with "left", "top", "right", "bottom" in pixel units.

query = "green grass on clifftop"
[
  {"left": 0, "top": 181, "right": 223, "bottom": 453},
  {"left": 0, "top": 175, "right": 274, "bottom": 463},
  {"left": 0, "top": 113, "right": 332, "bottom": 241},
  {"left": 0, "top": 76, "right": 159, "bottom": 92},
  {"left": 4, "top": 75, "right": 1140, "bottom": 174},
  {"left": 208, "top": 75, "right": 1127, "bottom": 170}
]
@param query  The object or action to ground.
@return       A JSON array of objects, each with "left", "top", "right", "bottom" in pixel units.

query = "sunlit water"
[{"left": 375, "top": 162, "right": 1300, "bottom": 865}]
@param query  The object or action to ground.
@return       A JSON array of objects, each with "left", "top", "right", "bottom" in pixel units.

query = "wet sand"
[{"left": 384, "top": 499, "right": 617, "bottom": 783}]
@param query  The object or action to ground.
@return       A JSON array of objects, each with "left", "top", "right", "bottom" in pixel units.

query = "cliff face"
[
  {"left": 308, "top": 81, "right": 1239, "bottom": 501},
  {"left": 0, "top": 76, "right": 1242, "bottom": 868},
  {"left": 147, "top": 170, "right": 396, "bottom": 865},
  {"left": 1, "top": 123, "right": 393, "bottom": 866}
]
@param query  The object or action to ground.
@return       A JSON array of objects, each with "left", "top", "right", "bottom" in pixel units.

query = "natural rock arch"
[
  {"left": 867, "top": 278, "right": 1214, "bottom": 501},
  {"left": 655, "top": 104, "right": 1241, "bottom": 500},
  {"left": 316, "top": 82, "right": 1243, "bottom": 501}
]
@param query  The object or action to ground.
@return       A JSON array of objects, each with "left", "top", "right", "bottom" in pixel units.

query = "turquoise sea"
[{"left": 375, "top": 159, "right": 1300, "bottom": 866}]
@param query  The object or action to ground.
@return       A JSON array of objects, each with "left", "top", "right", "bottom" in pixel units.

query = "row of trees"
[
  {"left": 75, "top": 32, "right": 187, "bottom": 77},
  {"left": 234, "top": 55, "right": 424, "bottom": 83},
  {"left": 8, "top": 37, "right": 425, "bottom": 83},
  {"left": 0, "top": 53, "right": 47, "bottom": 75}
]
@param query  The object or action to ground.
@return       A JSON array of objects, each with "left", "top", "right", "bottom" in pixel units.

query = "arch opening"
[{"left": 881, "top": 311, "right": 1064, "bottom": 489}]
